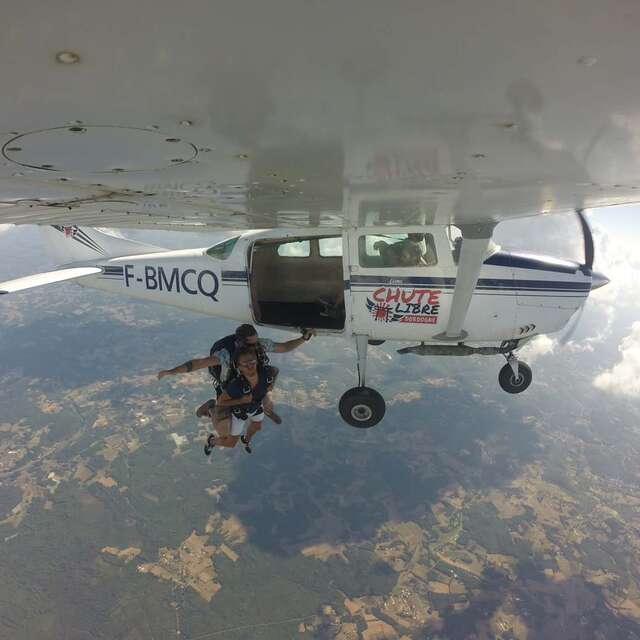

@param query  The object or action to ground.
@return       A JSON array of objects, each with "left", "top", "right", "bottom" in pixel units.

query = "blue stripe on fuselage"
[
  {"left": 349, "top": 274, "right": 590, "bottom": 291},
  {"left": 221, "top": 270, "right": 248, "bottom": 282}
]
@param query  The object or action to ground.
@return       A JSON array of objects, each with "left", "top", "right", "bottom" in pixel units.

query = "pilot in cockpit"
[{"left": 374, "top": 233, "right": 437, "bottom": 267}]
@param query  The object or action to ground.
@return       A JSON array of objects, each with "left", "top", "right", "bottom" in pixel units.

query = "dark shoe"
[
  {"left": 196, "top": 399, "right": 216, "bottom": 419},
  {"left": 318, "top": 297, "right": 331, "bottom": 317},
  {"left": 240, "top": 435, "right": 252, "bottom": 454},
  {"left": 318, "top": 297, "right": 340, "bottom": 319},
  {"left": 264, "top": 408, "right": 282, "bottom": 425},
  {"left": 204, "top": 434, "right": 216, "bottom": 456}
]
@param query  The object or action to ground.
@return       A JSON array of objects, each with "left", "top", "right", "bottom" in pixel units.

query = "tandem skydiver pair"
[{"left": 156, "top": 324, "right": 315, "bottom": 456}]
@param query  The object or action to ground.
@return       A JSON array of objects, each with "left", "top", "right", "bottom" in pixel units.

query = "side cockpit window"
[
  {"left": 206, "top": 236, "right": 239, "bottom": 260},
  {"left": 446, "top": 225, "right": 500, "bottom": 265},
  {"left": 447, "top": 226, "right": 462, "bottom": 265},
  {"left": 359, "top": 233, "right": 437, "bottom": 268}
]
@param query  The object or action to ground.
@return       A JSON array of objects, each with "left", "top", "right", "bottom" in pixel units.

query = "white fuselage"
[{"left": 77, "top": 226, "right": 593, "bottom": 346}]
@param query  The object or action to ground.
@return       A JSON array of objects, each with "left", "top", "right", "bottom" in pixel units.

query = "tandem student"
[{"left": 203, "top": 345, "right": 278, "bottom": 455}]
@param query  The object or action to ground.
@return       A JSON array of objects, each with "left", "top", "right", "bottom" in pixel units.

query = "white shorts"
[{"left": 230, "top": 408, "right": 264, "bottom": 436}]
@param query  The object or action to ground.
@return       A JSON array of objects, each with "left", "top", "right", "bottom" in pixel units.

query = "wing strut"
[{"left": 435, "top": 223, "right": 495, "bottom": 341}]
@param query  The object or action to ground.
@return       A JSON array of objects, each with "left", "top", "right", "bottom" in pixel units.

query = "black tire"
[
  {"left": 339, "top": 386, "right": 386, "bottom": 428},
  {"left": 498, "top": 362, "right": 532, "bottom": 394}
]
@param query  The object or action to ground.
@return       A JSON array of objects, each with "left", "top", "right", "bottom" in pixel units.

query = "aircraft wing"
[
  {"left": 0, "top": 267, "right": 102, "bottom": 294},
  {"left": 2, "top": 1, "right": 640, "bottom": 231}
]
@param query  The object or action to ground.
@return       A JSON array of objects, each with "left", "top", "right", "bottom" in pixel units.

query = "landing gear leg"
[
  {"left": 338, "top": 335, "right": 386, "bottom": 428},
  {"left": 498, "top": 353, "right": 532, "bottom": 394},
  {"left": 356, "top": 334, "right": 368, "bottom": 387}
]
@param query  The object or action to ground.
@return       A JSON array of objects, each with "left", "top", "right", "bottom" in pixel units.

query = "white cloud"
[
  {"left": 589, "top": 222, "right": 640, "bottom": 309},
  {"left": 518, "top": 334, "right": 555, "bottom": 362},
  {"left": 559, "top": 221, "right": 640, "bottom": 351},
  {"left": 593, "top": 322, "right": 640, "bottom": 397},
  {"left": 0, "top": 224, "right": 14, "bottom": 234},
  {"left": 561, "top": 301, "right": 616, "bottom": 353}
]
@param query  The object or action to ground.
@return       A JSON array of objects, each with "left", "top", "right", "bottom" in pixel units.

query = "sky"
[{"left": 1, "top": 205, "right": 639, "bottom": 402}]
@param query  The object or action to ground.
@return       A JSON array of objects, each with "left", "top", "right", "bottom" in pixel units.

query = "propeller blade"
[
  {"left": 559, "top": 303, "right": 586, "bottom": 346},
  {"left": 576, "top": 209, "right": 594, "bottom": 270}
]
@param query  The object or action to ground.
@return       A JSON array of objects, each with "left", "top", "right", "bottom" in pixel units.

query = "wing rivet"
[
  {"left": 165, "top": 137, "right": 181, "bottom": 143},
  {"left": 55, "top": 51, "right": 80, "bottom": 64},
  {"left": 577, "top": 56, "right": 598, "bottom": 67},
  {"left": 68, "top": 126, "right": 86, "bottom": 133}
]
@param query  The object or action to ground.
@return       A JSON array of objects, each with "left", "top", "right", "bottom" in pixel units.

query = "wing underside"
[{"left": 2, "top": 1, "right": 640, "bottom": 231}]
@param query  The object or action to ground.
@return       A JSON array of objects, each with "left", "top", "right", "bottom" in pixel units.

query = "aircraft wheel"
[
  {"left": 339, "top": 387, "right": 386, "bottom": 428},
  {"left": 498, "top": 362, "right": 532, "bottom": 394}
]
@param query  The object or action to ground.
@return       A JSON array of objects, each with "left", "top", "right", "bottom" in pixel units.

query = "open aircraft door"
[{"left": 249, "top": 231, "right": 347, "bottom": 332}]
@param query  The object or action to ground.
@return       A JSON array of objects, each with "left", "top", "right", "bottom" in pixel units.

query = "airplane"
[
  {"left": 0, "top": 1, "right": 636, "bottom": 427},
  {"left": 0, "top": 212, "right": 609, "bottom": 427}
]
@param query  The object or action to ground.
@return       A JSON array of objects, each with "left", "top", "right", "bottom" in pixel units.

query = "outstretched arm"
[
  {"left": 157, "top": 355, "right": 219, "bottom": 379},
  {"left": 273, "top": 329, "right": 316, "bottom": 353}
]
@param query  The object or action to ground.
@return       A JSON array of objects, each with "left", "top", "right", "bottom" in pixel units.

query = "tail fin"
[{"left": 41, "top": 225, "right": 165, "bottom": 265}]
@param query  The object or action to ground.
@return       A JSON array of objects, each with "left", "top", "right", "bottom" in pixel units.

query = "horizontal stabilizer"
[{"left": 0, "top": 267, "right": 102, "bottom": 295}]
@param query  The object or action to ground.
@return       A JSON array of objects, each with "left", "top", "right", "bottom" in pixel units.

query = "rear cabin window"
[
  {"left": 318, "top": 237, "right": 342, "bottom": 257},
  {"left": 277, "top": 240, "right": 310, "bottom": 257},
  {"left": 359, "top": 233, "right": 437, "bottom": 268},
  {"left": 206, "top": 236, "right": 239, "bottom": 260}
]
